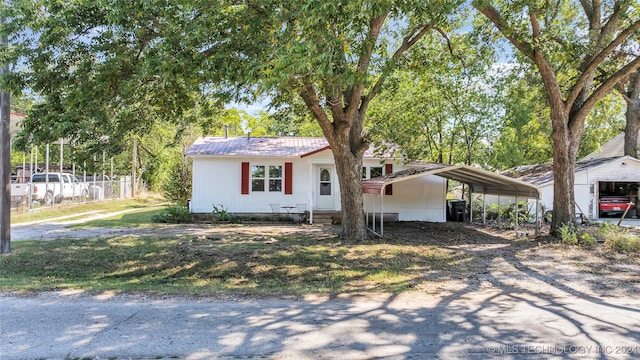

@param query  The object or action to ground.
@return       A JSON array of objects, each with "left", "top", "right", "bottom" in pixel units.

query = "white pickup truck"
[
  {"left": 10, "top": 182, "right": 30, "bottom": 207},
  {"left": 30, "top": 172, "right": 88, "bottom": 205}
]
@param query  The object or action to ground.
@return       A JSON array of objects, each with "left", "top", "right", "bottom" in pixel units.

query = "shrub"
[
  {"left": 580, "top": 233, "right": 597, "bottom": 247},
  {"left": 152, "top": 205, "right": 193, "bottom": 223},
  {"left": 212, "top": 204, "right": 230, "bottom": 221},
  {"left": 604, "top": 231, "right": 640, "bottom": 253},
  {"left": 559, "top": 224, "right": 578, "bottom": 245}
]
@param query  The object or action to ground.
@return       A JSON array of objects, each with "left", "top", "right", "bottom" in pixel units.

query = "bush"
[
  {"left": 580, "top": 233, "right": 597, "bottom": 247},
  {"left": 604, "top": 231, "right": 640, "bottom": 252},
  {"left": 212, "top": 204, "right": 243, "bottom": 223},
  {"left": 152, "top": 205, "right": 193, "bottom": 223},
  {"left": 559, "top": 224, "right": 578, "bottom": 245}
]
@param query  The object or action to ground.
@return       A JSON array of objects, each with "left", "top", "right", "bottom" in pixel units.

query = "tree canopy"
[{"left": 2, "top": 1, "right": 639, "bottom": 239}]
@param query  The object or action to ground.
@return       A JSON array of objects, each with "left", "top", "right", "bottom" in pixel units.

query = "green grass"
[
  {"left": 0, "top": 235, "right": 463, "bottom": 295},
  {"left": 10, "top": 196, "right": 166, "bottom": 225}
]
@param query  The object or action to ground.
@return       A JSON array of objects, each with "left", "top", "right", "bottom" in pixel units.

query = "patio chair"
[
  {"left": 269, "top": 204, "right": 281, "bottom": 221},
  {"left": 296, "top": 203, "right": 307, "bottom": 223}
]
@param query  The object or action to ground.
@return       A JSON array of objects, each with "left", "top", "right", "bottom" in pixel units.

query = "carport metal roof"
[
  {"left": 362, "top": 162, "right": 541, "bottom": 199},
  {"left": 362, "top": 163, "right": 541, "bottom": 237}
]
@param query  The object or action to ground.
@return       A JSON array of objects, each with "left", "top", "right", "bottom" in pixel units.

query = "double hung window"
[{"left": 251, "top": 165, "right": 282, "bottom": 192}]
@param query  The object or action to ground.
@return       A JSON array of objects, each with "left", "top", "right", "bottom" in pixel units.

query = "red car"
[{"left": 598, "top": 196, "right": 634, "bottom": 217}]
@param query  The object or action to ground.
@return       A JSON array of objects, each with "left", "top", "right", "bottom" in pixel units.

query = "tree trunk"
[
  {"left": 625, "top": 109, "right": 640, "bottom": 158},
  {"left": 550, "top": 129, "right": 576, "bottom": 235},
  {"left": 623, "top": 70, "right": 640, "bottom": 158},
  {"left": 332, "top": 140, "right": 369, "bottom": 240}
]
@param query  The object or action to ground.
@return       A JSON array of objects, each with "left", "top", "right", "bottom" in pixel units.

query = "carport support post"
[
  {"left": 498, "top": 193, "right": 501, "bottom": 226},
  {"left": 482, "top": 192, "right": 487, "bottom": 225},
  {"left": 535, "top": 198, "right": 540, "bottom": 236},
  {"left": 515, "top": 194, "right": 519, "bottom": 233},
  {"left": 469, "top": 191, "right": 473, "bottom": 223},
  {"left": 381, "top": 193, "right": 384, "bottom": 237},
  {"left": 372, "top": 195, "right": 376, "bottom": 234},
  {"left": 365, "top": 195, "right": 369, "bottom": 226}
]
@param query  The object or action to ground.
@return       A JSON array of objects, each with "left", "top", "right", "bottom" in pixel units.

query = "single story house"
[{"left": 185, "top": 136, "right": 541, "bottom": 228}]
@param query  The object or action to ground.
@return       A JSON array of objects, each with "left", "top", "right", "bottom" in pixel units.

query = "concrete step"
[{"left": 311, "top": 212, "right": 341, "bottom": 225}]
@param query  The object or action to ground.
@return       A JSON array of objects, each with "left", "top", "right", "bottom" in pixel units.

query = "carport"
[{"left": 362, "top": 163, "right": 542, "bottom": 237}]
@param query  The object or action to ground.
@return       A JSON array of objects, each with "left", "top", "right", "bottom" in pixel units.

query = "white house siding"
[
  {"left": 191, "top": 156, "right": 313, "bottom": 214},
  {"left": 582, "top": 157, "right": 640, "bottom": 219},
  {"left": 190, "top": 152, "right": 436, "bottom": 216},
  {"left": 494, "top": 157, "right": 640, "bottom": 220},
  {"left": 372, "top": 175, "right": 447, "bottom": 222}
]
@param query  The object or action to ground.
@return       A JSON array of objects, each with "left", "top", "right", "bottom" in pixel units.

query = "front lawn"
[{"left": 0, "top": 232, "right": 460, "bottom": 295}]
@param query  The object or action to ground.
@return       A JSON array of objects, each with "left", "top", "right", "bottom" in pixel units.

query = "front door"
[{"left": 316, "top": 166, "right": 335, "bottom": 209}]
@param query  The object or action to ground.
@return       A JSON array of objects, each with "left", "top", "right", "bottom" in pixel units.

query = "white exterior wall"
[
  {"left": 366, "top": 175, "right": 447, "bottom": 222},
  {"left": 527, "top": 157, "right": 640, "bottom": 219},
  {"left": 190, "top": 153, "right": 447, "bottom": 222},
  {"left": 583, "top": 157, "right": 640, "bottom": 219},
  {"left": 191, "top": 156, "right": 313, "bottom": 214}
]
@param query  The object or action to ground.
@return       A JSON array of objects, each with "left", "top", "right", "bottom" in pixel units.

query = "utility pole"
[{"left": 1, "top": 13, "right": 11, "bottom": 254}]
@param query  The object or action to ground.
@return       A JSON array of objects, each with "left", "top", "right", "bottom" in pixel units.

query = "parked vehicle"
[
  {"left": 10, "top": 182, "right": 30, "bottom": 208},
  {"left": 30, "top": 172, "right": 88, "bottom": 205},
  {"left": 598, "top": 196, "right": 634, "bottom": 217}
]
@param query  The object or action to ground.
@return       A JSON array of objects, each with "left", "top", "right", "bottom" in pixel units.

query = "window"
[
  {"left": 370, "top": 167, "right": 383, "bottom": 178},
  {"left": 320, "top": 168, "right": 331, "bottom": 195},
  {"left": 251, "top": 165, "right": 282, "bottom": 192},
  {"left": 269, "top": 165, "right": 282, "bottom": 192},
  {"left": 251, "top": 165, "right": 265, "bottom": 191}
]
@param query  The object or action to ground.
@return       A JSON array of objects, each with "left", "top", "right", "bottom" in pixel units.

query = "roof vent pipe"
[
  {"left": 224, "top": 124, "right": 229, "bottom": 138},
  {"left": 247, "top": 128, "right": 252, "bottom": 141}
]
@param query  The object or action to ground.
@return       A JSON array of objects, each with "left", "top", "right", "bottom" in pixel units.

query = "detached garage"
[{"left": 513, "top": 156, "right": 640, "bottom": 220}]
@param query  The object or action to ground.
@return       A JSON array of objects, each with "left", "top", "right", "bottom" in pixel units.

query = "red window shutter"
[
  {"left": 241, "top": 162, "right": 250, "bottom": 194},
  {"left": 285, "top": 162, "right": 293, "bottom": 194},
  {"left": 385, "top": 163, "right": 393, "bottom": 195}
]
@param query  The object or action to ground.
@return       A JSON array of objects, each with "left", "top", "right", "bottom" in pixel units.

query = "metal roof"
[
  {"left": 580, "top": 130, "right": 640, "bottom": 161},
  {"left": 504, "top": 156, "right": 640, "bottom": 186},
  {"left": 185, "top": 136, "right": 390, "bottom": 158},
  {"left": 363, "top": 162, "right": 541, "bottom": 198}
]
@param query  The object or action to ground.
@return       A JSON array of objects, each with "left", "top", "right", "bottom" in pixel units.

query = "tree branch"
[
  {"left": 474, "top": 2, "right": 535, "bottom": 58},
  {"left": 572, "top": 55, "right": 640, "bottom": 129},
  {"left": 299, "top": 81, "right": 334, "bottom": 139},
  {"left": 362, "top": 23, "right": 437, "bottom": 112},
  {"left": 565, "top": 18, "right": 640, "bottom": 112}
]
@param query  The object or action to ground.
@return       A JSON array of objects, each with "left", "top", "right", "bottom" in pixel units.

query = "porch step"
[{"left": 311, "top": 211, "right": 342, "bottom": 225}]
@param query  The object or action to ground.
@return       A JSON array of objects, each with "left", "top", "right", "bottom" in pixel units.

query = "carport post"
[
  {"left": 381, "top": 193, "right": 384, "bottom": 237},
  {"left": 515, "top": 194, "right": 519, "bottom": 233},
  {"left": 482, "top": 192, "right": 487, "bottom": 225},
  {"left": 469, "top": 190, "right": 473, "bottom": 223},
  {"left": 365, "top": 195, "right": 368, "bottom": 226},
  {"left": 497, "top": 193, "right": 501, "bottom": 226},
  {"left": 372, "top": 195, "right": 376, "bottom": 233},
  {"left": 535, "top": 198, "right": 540, "bottom": 236}
]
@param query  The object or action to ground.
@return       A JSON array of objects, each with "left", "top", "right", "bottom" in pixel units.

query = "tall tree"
[
  {"left": 368, "top": 32, "right": 498, "bottom": 166},
  {"left": 4, "top": 1, "right": 463, "bottom": 240},
  {"left": 618, "top": 69, "right": 640, "bottom": 157},
  {"left": 474, "top": 0, "right": 640, "bottom": 236}
]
